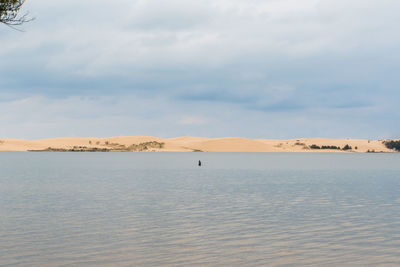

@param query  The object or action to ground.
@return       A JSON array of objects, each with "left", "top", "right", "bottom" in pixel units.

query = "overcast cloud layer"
[{"left": 1, "top": 0, "right": 399, "bottom": 139}]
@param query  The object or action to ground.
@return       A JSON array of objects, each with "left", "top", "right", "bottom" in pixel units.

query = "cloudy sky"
[{"left": 1, "top": 0, "right": 399, "bottom": 139}]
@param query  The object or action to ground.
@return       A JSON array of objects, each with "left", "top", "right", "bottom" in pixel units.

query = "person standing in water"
[{"left": 198, "top": 160, "right": 202, "bottom": 167}]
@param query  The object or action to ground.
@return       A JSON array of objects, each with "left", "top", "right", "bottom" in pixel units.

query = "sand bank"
[{"left": 0, "top": 136, "right": 396, "bottom": 152}]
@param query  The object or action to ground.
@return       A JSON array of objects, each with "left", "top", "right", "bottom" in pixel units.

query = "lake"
[{"left": 1, "top": 152, "right": 400, "bottom": 266}]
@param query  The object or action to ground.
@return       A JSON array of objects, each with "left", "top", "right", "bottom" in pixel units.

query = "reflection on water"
[{"left": 1, "top": 152, "right": 400, "bottom": 266}]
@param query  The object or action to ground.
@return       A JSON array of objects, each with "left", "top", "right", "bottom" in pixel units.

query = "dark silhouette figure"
[{"left": 198, "top": 160, "right": 202, "bottom": 167}]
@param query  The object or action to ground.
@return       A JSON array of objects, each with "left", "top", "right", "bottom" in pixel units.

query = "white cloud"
[
  {"left": 7, "top": 0, "right": 398, "bottom": 76},
  {"left": 0, "top": 0, "right": 399, "bottom": 138}
]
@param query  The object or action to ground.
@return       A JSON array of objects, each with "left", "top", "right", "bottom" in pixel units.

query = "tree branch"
[{"left": 0, "top": 0, "right": 34, "bottom": 27}]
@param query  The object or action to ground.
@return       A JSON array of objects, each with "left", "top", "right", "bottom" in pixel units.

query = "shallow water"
[{"left": 1, "top": 152, "right": 400, "bottom": 266}]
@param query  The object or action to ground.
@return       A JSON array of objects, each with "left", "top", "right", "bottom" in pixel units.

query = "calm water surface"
[{"left": 1, "top": 152, "right": 400, "bottom": 266}]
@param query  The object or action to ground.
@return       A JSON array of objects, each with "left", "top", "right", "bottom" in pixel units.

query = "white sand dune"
[{"left": 0, "top": 136, "right": 395, "bottom": 152}]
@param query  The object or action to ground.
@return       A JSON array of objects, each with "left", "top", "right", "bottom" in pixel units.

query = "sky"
[{"left": 1, "top": 0, "right": 399, "bottom": 140}]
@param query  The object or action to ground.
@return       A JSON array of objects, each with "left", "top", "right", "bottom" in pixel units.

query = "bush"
[
  {"left": 342, "top": 144, "right": 352, "bottom": 151},
  {"left": 127, "top": 141, "right": 165, "bottom": 152},
  {"left": 383, "top": 140, "right": 400, "bottom": 151},
  {"left": 310, "top": 144, "right": 341, "bottom": 150}
]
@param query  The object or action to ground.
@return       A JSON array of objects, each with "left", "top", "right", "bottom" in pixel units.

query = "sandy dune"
[{"left": 0, "top": 136, "right": 396, "bottom": 152}]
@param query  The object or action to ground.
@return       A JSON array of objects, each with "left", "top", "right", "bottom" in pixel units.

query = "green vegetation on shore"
[
  {"left": 309, "top": 144, "right": 341, "bottom": 150},
  {"left": 309, "top": 144, "right": 354, "bottom": 151},
  {"left": 29, "top": 141, "right": 165, "bottom": 152},
  {"left": 383, "top": 140, "right": 400, "bottom": 151}
]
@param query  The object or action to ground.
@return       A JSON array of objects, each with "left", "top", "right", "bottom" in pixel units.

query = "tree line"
[{"left": 310, "top": 144, "right": 353, "bottom": 150}]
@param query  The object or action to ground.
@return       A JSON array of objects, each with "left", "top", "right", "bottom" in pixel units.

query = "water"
[{"left": 1, "top": 152, "right": 400, "bottom": 266}]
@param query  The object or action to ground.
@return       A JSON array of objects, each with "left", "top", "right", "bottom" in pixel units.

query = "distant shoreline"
[{"left": 0, "top": 136, "right": 398, "bottom": 153}]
